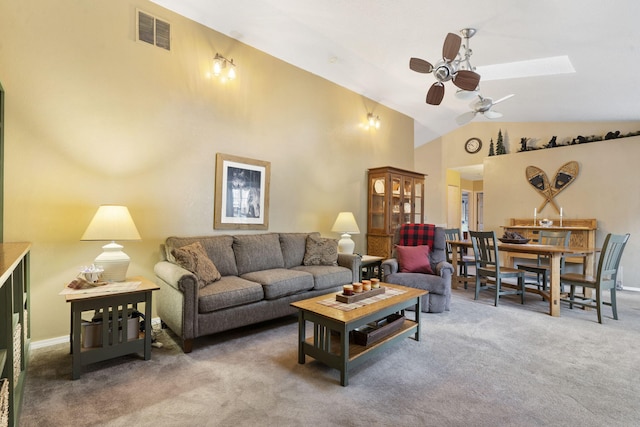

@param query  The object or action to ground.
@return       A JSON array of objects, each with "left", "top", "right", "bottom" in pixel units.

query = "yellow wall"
[
  {"left": 0, "top": 1, "right": 415, "bottom": 340},
  {"left": 416, "top": 121, "right": 640, "bottom": 286}
]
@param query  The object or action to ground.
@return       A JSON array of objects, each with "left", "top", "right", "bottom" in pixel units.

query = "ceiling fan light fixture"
[{"left": 455, "top": 89, "right": 479, "bottom": 100}]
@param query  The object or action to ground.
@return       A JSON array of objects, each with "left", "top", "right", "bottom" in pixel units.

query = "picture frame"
[{"left": 214, "top": 153, "right": 270, "bottom": 230}]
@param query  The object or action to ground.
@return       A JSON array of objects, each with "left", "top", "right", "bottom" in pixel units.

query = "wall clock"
[{"left": 465, "top": 137, "right": 482, "bottom": 154}]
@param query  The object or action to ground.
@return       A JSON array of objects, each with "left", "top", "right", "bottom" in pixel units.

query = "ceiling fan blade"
[
  {"left": 492, "top": 94, "right": 515, "bottom": 105},
  {"left": 484, "top": 110, "right": 503, "bottom": 119},
  {"left": 442, "top": 33, "right": 461, "bottom": 62},
  {"left": 426, "top": 83, "right": 445, "bottom": 105},
  {"left": 456, "top": 111, "right": 477, "bottom": 125},
  {"left": 453, "top": 70, "right": 481, "bottom": 91},
  {"left": 409, "top": 57, "right": 433, "bottom": 73}
]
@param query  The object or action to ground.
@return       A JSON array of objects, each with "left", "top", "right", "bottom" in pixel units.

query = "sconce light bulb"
[
  {"left": 375, "top": 117, "right": 381, "bottom": 129},
  {"left": 368, "top": 113, "right": 375, "bottom": 127},
  {"left": 228, "top": 65, "right": 236, "bottom": 80},
  {"left": 213, "top": 60, "right": 222, "bottom": 76}
]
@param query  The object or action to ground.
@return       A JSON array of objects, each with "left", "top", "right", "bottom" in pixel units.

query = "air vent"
[{"left": 137, "top": 9, "right": 170, "bottom": 51}]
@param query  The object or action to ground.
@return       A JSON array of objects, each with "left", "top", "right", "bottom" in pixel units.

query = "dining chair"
[
  {"left": 470, "top": 230, "right": 526, "bottom": 306},
  {"left": 560, "top": 233, "right": 630, "bottom": 323},
  {"left": 444, "top": 228, "right": 475, "bottom": 289},
  {"left": 517, "top": 230, "right": 572, "bottom": 292}
]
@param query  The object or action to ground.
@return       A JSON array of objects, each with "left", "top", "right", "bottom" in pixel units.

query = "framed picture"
[{"left": 214, "top": 153, "right": 270, "bottom": 230}]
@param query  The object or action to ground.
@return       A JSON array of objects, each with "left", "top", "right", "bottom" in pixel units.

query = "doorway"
[
  {"left": 476, "top": 192, "right": 484, "bottom": 231},
  {"left": 461, "top": 190, "right": 470, "bottom": 236}
]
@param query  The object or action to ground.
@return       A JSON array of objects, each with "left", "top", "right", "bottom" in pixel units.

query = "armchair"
[{"left": 381, "top": 224, "right": 454, "bottom": 313}]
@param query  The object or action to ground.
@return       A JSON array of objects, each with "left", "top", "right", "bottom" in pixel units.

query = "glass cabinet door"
[
  {"left": 390, "top": 175, "right": 402, "bottom": 232},
  {"left": 402, "top": 177, "right": 413, "bottom": 224},
  {"left": 369, "top": 175, "right": 386, "bottom": 233},
  {"left": 414, "top": 180, "right": 423, "bottom": 224}
]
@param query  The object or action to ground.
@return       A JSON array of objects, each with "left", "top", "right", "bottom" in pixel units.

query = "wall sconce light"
[
  {"left": 213, "top": 53, "right": 237, "bottom": 81},
  {"left": 367, "top": 113, "right": 381, "bottom": 130}
]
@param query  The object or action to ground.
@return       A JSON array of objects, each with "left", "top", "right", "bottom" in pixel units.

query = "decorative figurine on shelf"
[
  {"left": 545, "top": 136, "right": 557, "bottom": 148},
  {"left": 496, "top": 129, "right": 506, "bottom": 155}
]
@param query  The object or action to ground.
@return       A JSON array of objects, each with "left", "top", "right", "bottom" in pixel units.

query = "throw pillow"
[
  {"left": 396, "top": 245, "right": 434, "bottom": 275},
  {"left": 172, "top": 241, "right": 222, "bottom": 288},
  {"left": 303, "top": 235, "right": 339, "bottom": 266}
]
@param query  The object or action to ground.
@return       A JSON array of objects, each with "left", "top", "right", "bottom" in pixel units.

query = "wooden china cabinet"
[{"left": 367, "top": 166, "right": 425, "bottom": 259}]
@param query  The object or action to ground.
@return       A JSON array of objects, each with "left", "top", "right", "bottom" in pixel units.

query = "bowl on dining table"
[{"left": 498, "top": 237, "right": 531, "bottom": 244}]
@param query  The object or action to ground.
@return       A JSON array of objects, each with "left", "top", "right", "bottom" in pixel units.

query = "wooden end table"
[
  {"left": 360, "top": 254, "right": 384, "bottom": 280},
  {"left": 291, "top": 283, "right": 426, "bottom": 386},
  {"left": 64, "top": 276, "right": 159, "bottom": 379}
]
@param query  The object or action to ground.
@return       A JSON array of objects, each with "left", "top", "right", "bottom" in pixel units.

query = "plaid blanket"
[{"left": 398, "top": 223, "right": 436, "bottom": 248}]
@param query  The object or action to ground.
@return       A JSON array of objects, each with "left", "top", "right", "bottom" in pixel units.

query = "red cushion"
[{"left": 396, "top": 245, "right": 434, "bottom": 274}]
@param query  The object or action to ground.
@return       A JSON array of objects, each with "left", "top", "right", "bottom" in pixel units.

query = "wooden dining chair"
[
  {"left": 444, "top": 228, "right": 475, "bottom": 289},
  {"left": 470, "top": 230, "right": 526, "bottom": 306},
  {"left": 560, "top": 233, "right": 630, "bottom": 323},
  {"left": 517, "top": 230, "right": 572, "bottom": 292}
]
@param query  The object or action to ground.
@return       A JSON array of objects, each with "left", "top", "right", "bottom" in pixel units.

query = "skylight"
[{"left": 477, "top": 55, "right": 575, "bottom": 81}]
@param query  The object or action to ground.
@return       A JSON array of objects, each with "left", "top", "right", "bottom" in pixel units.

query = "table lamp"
[
  {"left": 331, "top": 212, "right": 360, "bottom": 254},
  {"left": 81, "top": 205, "right": 141, "bottom": 282}
]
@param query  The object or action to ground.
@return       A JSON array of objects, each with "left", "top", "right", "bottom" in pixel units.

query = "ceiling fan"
[
  {"left": 455, "top": 94, "right": 515, "bottom": 125},
  {"left": 409, "top": 29, "right": 481, "bottom": 106}
]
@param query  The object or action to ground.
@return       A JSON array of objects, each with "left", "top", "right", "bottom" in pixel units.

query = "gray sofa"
[
  {"left": 154, "top": 232, "right": 360, "bottom": 352},
  {"left": 381, "top": 226, "right": 454, "bottom": 313}
]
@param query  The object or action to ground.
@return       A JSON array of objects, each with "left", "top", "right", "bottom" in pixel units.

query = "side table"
[
  {"left": 360, "top": 255, "right": 384, "bottom": 280},
  {"left": 64, "top": 276, "right": 159, "bottom": 379}
]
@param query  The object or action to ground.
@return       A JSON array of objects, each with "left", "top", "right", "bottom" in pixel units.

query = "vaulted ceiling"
[{"left": 152, "top": 0, "right": 640, "bottom": 147}]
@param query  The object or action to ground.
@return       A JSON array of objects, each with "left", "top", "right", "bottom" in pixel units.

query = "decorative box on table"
[{"left": 351, "top": 313, "right": 405, "bottom": 346}]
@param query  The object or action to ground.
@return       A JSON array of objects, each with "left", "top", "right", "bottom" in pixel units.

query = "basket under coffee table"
[{"left": 290, "top": 283, "right": 427, "bottom": 386}]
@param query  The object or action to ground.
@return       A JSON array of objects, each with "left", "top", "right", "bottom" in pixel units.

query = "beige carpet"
[{"left": 19, "top": 287, "right": 640, "bottom": 426}]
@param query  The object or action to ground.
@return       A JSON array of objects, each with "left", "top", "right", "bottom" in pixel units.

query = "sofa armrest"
[
  {"left": 154, "top": 260, "right": 199, "bottom": 341},
  {"left": 382, "top": 258, "right": 399, "bottom": 277},
  {"left": 435, "top": 260, "right": 454, "bottom": 278},
  {"left": 337, "top": 253, "right": 362, "bottom": 283}
]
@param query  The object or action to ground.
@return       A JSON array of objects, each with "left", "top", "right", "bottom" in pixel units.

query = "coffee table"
[{"left": 291, "top": 283, "right": 427, "bottom": 386}]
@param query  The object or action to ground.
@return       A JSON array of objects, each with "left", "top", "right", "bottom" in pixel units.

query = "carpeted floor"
[{"left": 19, "top": 287, "right": 640, "bottom": 427}]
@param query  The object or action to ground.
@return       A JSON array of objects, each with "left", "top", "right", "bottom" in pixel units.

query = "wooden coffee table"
[{"left": 291, "top": 283, "right": 427, "bottom": 386}]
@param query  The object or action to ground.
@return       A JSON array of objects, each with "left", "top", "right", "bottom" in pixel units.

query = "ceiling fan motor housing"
[{"left": 433, "top": 60, "right": 457, "bottom": 82}]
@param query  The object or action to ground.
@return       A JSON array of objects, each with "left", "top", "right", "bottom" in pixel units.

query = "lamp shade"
[
  {"left": 81, "top": 205, "right": 141, "bottom": 282},
  {"left": 81, "top": 205, "right": 141, "bottom": 241},
  {"left": 331, "top": 212, "right": 360, "bottom": 234}
]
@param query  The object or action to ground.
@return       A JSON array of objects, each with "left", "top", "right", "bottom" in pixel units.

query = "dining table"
[{"left": 447, "top": 239, "right": 597, "bottom": 317}]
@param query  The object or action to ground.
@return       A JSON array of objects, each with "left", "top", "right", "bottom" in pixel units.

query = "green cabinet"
[{"left": 0, "top": 243, "right": 31, "bottom": 426}]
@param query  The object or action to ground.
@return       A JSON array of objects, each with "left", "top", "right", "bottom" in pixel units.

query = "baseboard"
[
  {"left": 31, "top": 317, "right": 162, "bottom": 349},
  {"left": 31, "top": 335, "right": 69, "bottom": 349}
]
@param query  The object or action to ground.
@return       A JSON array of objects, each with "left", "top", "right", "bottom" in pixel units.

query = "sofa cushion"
[
  {"left": 241, "top": 268, "right": 314, "bottom": 300},
  {"left": 172, "top": 241, "right": 221, "bottom": 288},
  {"left": 303, "top": 235, "right": 338, "bottom": 266},
  {"left": 166, "top": 235, "right": 238, "bottom": 277},
  {"left": 198, "top": 276, "right": 264, "bottom": 313},
  {"left": 396, "top": 245, "right": 434, "bottom": 275},
  {"left": 279, "top": 232, "right": 320, "bottom": 268},
  {"left": 292, "top": 265, "right": 352, "bottom": 291},
  {"left": 234, "top": 234, "right": 285, "bottom": 275}
]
